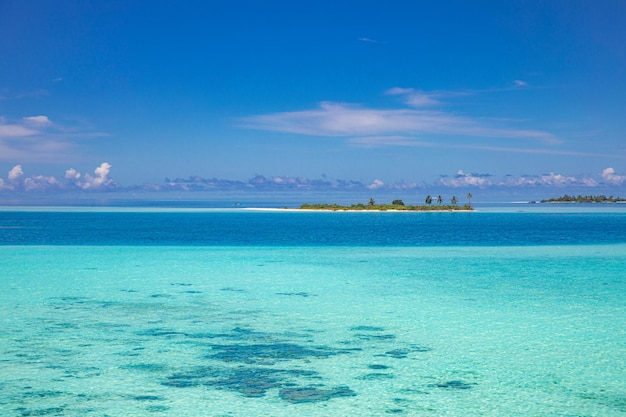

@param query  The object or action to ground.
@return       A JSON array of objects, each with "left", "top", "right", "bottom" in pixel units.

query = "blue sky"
[{"left": 1, "top": 0, "right": 625, "bottom": 202}]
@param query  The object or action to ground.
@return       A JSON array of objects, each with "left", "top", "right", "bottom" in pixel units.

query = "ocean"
[{"left": 1, "top": 206, "right": 625, "bottom": 416}]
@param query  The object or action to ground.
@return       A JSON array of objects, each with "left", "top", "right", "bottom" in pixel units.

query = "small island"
[
  {"left": 540, "top": 194, "right": 626, "bottom": 203},
  {"left": 298, "top": 197, "right": 472, "bottom": 211}
]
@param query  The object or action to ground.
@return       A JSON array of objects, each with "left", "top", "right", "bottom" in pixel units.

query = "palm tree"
[
  {"left": 368, "top": 197, "right": 375, "bottom": 206},
  {"left": 451, "top": 196, "right": 458, "bottom": 206},
  {"left": 425, "top": 195, "right": 433, "bottom": 205},
  {"left": 436, "top": 195, "right": 443, "bottom": 205},
  {"left": 466, "top": 192, "right": 473, "bottom": 208}
]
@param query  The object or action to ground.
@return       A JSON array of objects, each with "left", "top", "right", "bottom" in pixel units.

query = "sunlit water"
[{"left": 1, "top": 208, "right": 625, "bottom": 416}]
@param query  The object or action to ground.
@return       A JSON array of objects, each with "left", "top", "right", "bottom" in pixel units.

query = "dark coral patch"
[
  {"left": 434, "top": 380, "right": 474, "bottom": 390},
  {"left": 22, "top": 390, "right": 64, "bottom": 399},
  {"left": 206, "top": 368, "right": 282, "bottom": 397},
  {"left": 17, "top": 407, "right": 65, "bottom": 416},
  {"left": 133, "top": 395, "right": 163, "bottom": 401},
  {"left": 354, "top": 333, "right": 396, "bottom": 341},
  {"left": 122, "top": 363, "right": 167, "bottom": 372},
  {"left": 350, "top": 325, "right": 385, "bottom": 332},
  {"left": 279, "top": 386, "right": 356, "bottom": 403},
  {"left": 383, "top": 349, "right": 409, "bottom": 359},
  {"left": 276, "top": 292, "right": 313, "bottom": 297},
  {"left": 145, "top": 405, "right": 169, "bottom": 412},
  {"left": 206, "top": 343, "right": 343, "bottom": 365},
  {"left": 378, "top": 345, "right": 432, "bottom": 359},
  {"left": 357, "top": 373, "right": 394, "bottom": 381},
  {"left": 163, "top": 366, "right": 318, "bottom": 398},
  {"left": 162, "top": 366, "right": 222, "bottom": 388},
  {"left": 136, "top": 329, "right": 185, "bottom": 337}
]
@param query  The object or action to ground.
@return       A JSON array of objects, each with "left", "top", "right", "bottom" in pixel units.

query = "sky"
[{"left": 1, "top": 0, "right": 625, "bottom": 203}]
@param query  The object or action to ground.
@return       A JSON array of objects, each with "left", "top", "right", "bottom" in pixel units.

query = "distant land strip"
[
  {"left": 540, "top": 194, "right": 626, "bottom": 203},
  {"left": 297, "top": 202, "right": 472, "bottom": 212}
]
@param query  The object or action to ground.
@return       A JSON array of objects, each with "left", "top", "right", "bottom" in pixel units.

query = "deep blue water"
[{"left": 1, "top": 210, "right": 625, "bottom": 246}]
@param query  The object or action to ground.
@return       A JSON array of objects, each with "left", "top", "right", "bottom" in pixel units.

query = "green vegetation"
[
  {"left": 540, "top": 194, "right": 626, "bottom": 203},
  {"left": 298, "top": 197, "right": 472, "bottom": 211}
]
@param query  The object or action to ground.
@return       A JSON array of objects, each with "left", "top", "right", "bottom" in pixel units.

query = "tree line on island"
[
  {"left": 299, "top": 193, "right": 473, "bottom": 211},
  {"left": 540, "top": 194, "right": 626, "bottom": 203}
]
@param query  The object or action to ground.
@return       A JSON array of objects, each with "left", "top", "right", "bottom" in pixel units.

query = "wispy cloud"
[
  {"left": 358, "top": 37, "right": 380, "bottom": 43},
  {"left": 441, "top": 143, "right": 617, "bottom": 158},
  {"left": 0, "top": 115, "right": 108, "bottom": 162},
  {"left": 0, "top": 89, "right": 49, "bottom": 100},
  {"left": 0, "top": 123, "right": 39, "bottom": 138},
  {"left": 385, "top": 87, "right": 442, "bottom": 107},
  {"left": 240, "top": 101, "right": 557, "bottom": 144},
  {"left": 240, "top": 84, "right": 560, "bottom": 149}
]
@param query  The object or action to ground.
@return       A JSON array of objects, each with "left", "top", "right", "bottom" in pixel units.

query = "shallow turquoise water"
[{"left": 1, "top": 210, "right": 625, "bottom": 416}]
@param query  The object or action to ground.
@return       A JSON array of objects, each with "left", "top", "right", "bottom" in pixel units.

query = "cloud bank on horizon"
[
  {"left": 0, "top": 163, "right": 117, "bottom": 192},
  {"left": 1, "top": 163, "right": 625, "bottom": 196}
]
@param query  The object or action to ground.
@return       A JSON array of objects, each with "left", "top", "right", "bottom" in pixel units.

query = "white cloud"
[
  {"left": 536, "top": 172, "right": 578, "bottom": 186},
  {"left": 23, "top": 115, "right": 52, "bottom": 126},
  {"left": 79, "top": 162, "right": 114, "bottom": 189},
  {"left": 8, "top": 165, "right": 24, "bottom": 182},
  {"left": 24, "top": 175, "right": 61, "bottom": 191},
  {"left": 581, "top": 177, "right": 599, "bottom": 186},
  {"left": 500, "top": 172, "right": 581, "bottom": 187},
  {"left": 385, "top": 87, "right": 440, "bottom": 107},
  {"left": 0, "top": 115, "right": 52, "bottom": 139},
  {"left": 94, "top": 162, "right": 111, "bottom": 180},
  {"left": 0, "top": 124, "right": 38, "bottom": 138},
  {"left": 0, "top": 115, "right": 107, "bottom": 163},
  {"left": 367, "top": 179, "right": 385, "bottom": 190},
  {"left": 601, "top": 167, "right": 626, "bottom": 185},
  {"left": 436, "top": 170, "right": 605, "bottom": 189},
  {"left": 65, "top": 168, "right": 81, "bottom": 181},
  {"left": 514, "top": 80, "right": 528, "bottom": 87},
  {"left": 241, "top": 101, "right": 556, "bottom": 143},
  {"left": 439, "top": 170, "right": 493, "bottom": 188},
  {"left": 0, "top": 162, "right": 117, "bottom": 193}
]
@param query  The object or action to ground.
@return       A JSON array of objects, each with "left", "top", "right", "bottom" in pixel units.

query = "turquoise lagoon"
[{"left": 1, "top": 207, "right": 625, "bottom": 416}]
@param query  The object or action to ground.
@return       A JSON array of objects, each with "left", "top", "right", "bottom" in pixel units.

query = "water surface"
[{"left": 1, "top": 209, "right": 625, "bottom": 416}]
